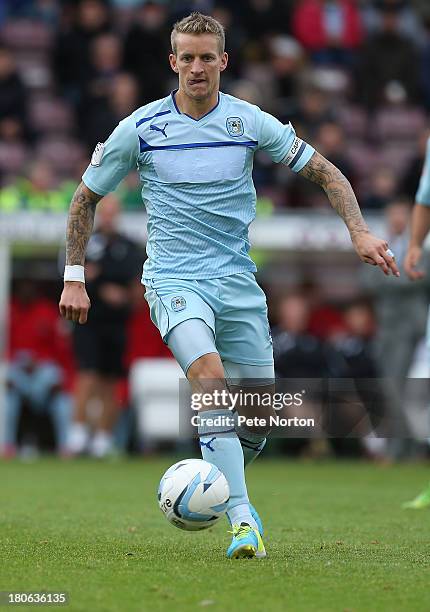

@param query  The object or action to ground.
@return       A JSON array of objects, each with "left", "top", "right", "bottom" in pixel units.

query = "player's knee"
[
  {"left": 187, "top": 353, "right": 224, "bottom": 381},
  {"left": 187, "top": 354, "right": 227, "bottom": 403}
]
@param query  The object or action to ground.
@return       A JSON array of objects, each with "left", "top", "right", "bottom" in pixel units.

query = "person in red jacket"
[
  {"left": 3, "top": 280, "right": 74, "bottom": 457},
  {"left": 292, "top": 0, "right": 363, "bottom": 66}
]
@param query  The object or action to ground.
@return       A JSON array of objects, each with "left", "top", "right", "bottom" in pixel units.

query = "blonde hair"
[{"left": 171, "top": 12, "right": 225, "bottom": 55}]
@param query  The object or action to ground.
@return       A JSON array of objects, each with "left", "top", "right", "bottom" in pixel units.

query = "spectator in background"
[
  {"left": 314, "top": 121, "right": 354, "bottom": 183},
  {"left": 292, "top": 0, "right": 363, "bottom": 67},
  {"left": 273, "top": 291, "right": 346, "bottom": 379},
  {"left": 357, "top": 3, "right": 420, "bottom": 108},
  {"left": 0, "top": 115, "right": 25, "bottom": 145},
  {"left": 68, "top": 194, "right": 143, "bottom": 458},
  {"left": 361, "top": 199, "right": 429, "bottom": 373},
  {"left": 273, "top": 291, "right": 353, "bottom": 456},
  {"left": 334, "top": 299, "right": 378, "bottom": 378},
  {"left": 303, "top": 279, "right": 346, "bottom": 340},
  {"left": 123, "top": 1, "right": 171, "bottom": 104},
  {"left": 0, "top": 159, "right": 77, "bottom": 212},
  {"left": 291, "top": 86, "right": 335, "bottom": 137},
  {"left": 402, "top": 129, "right": 430, "bottom": 200},
  {"left": 333, "top": 299, "right": 388, "bottom": 458},
  {"left": 268, "top": 35, "right": 305, "bottom": 111},
  {"left": 79, "top": 32, "right": 124, "bottom": 139},
  {"left": 238, "top": 0, "right": 292, "bottom": 42},
  {"left": 82, "top": 71, "right": 141, "bottom": 149},
  {"left": 211, "top": 4, "right": 247, "bottom": 81},
  {"left": 363, "top": 0, "right": 425, "bottom": 43},
  {"left": 360, "top": 198, "right": 428, "bottom": 457},
  {"left": 2, "top": 280, "right": 73, "bottom": 458},
  {"left": 0, "top": 45, "right": 28, "bottom": 143},
  {"left": 53, "top": 0, "right": 112, "bottom": 105},
  {"left": 287, "top": 118, "right": 353, "bottom": 209},
  {"left": 362, "top": 166, "right": 398, "bottom": 210},
  {"left": 20, "top": 160, "right": 61, "bottom": 211}
]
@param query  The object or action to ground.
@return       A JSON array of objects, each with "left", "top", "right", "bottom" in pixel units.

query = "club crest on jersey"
[
  {"left": 226, "top": 117, "right": 244, "bottom": 137},
  {"left": 91, "top": 142, "right": 105, "bottom": 166},
  {"left": 171, "top": 296, "right": 186, "bottom": 312}
]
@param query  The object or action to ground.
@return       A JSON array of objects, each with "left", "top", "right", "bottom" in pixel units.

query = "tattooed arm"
[
  {"left": 298, "top": 151, "right": 400, "bottom": 276},
  {"left": 65, "top": 182, "right": 102, "bottom": 264},
  {"left": 59, "top": 182, "right": 103, "bottom": 323},
  {"left": 298, "top": 151, "right": 368, "bottom": 236}
]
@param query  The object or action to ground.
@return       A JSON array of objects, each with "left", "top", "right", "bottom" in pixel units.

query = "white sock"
[{"left": 227, "top": 503, "right": 258, "bottom": 530}]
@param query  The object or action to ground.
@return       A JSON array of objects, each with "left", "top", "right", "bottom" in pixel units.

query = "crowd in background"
[
  {"left": 1, "top": 0, "right": 430, "bottom": 211},
  {"left": 2, "top": 0, "right": 430, "bottom": 459},
  {"left": 4, "top": 195, "right": 430, "bottom": 460}
]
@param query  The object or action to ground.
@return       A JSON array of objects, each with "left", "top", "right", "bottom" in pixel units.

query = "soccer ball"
[{"left": 158, "top": 459, "right": 230, "bottom": 531}]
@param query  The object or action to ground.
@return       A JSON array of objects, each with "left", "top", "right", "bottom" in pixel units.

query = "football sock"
[
  {"left": 198, "top": 409, "right": 257, "bottom": 530},
  {"left": 239, "top": 434, "right": 267, "bottom": 468},
  {"left": 234, "top": 412, "right": 267, "bottom": 467},
  {"left": 227, "top": 504, "right": 255, "bottom": 527}
]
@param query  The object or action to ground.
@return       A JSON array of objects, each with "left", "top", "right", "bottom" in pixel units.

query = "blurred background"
[{"left": 1, "top": 0, "right": 430, "bottom": 462}]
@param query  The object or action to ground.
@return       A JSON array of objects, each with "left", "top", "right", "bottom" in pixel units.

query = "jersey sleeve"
[
  {"left": 255, "top": 108, "right": 315, "bottom": 171},
  {"left": 82, "top": 115, "right": 139, "bottom": 196},
  {"left": 416, "top": 138, "right": 430, "bottom": 206}
]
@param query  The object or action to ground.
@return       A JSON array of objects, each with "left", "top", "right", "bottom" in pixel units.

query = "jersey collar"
[{"left": 170, "top": 89, "right": 221, "bottom": 123}]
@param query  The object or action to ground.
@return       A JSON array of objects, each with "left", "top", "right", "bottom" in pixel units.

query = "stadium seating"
[{"left": 0, "top": 6, "right": 429, "bottom": 212}]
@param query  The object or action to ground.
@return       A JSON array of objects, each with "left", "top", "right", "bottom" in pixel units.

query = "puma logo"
[
  {"left": 150, "top": 122, "right": 168, "bottom": 138},
  {"left": 199, "top": 436, "right": 216, "bottom": 452}
]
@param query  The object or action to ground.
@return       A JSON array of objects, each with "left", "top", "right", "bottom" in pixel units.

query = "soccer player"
[
  {"left": 403, "top": 134, "right": 430, "bottom": 509},
  {"left": 59, "top": 12, "right": 399, "bottom": 557}
]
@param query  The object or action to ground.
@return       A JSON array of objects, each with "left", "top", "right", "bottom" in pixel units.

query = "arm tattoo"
[
  {"left": 65, "top": 182, "right": 102, "bottom": 265},
  {"left": 298, "top": 151, "right": 369, "bottom": 237}
]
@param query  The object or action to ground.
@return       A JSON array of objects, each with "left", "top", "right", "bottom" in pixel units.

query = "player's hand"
[
  {"left": 404, "top": 245, "right": 425, "bottom": 280},
  {"left": 59, "top": 282, "right": 91, "bottom": 324},
  {"left": 350, "top": 231, "right": 400, "bottom": 277}
]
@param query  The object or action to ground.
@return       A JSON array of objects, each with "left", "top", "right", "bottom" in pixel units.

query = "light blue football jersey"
[
  {"left": 82, "top": 91, "right": 315, "bottom": 281},
  {"left": 416, "top": 137, "right": 430, "bottom": 206}
]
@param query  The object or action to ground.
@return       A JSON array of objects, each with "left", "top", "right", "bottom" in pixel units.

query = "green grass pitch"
[{"left": 1, "top": 457, "right": 429, "bottom": 611}]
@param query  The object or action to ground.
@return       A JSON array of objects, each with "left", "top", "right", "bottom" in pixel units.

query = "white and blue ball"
[{"left": 158, "top": 459, "right": 230, "bottom": 531}]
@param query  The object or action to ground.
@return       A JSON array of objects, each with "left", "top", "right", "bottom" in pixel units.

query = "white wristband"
[{"left": 64, "top": 265, "right": 85, "bottom": 283}]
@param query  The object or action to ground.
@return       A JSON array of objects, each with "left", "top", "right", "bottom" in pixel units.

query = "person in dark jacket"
[{"left": 68, "top": 193, "right": 142, "bottom": 457}]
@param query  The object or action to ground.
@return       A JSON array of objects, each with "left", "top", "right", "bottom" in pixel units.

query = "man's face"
[{"left": 169, "top": 33, "right": 228, "bottom": 102}]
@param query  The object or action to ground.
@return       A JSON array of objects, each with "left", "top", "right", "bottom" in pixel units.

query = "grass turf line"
[{"left": 1, "top": 458, "right": 429, "bottom": 612}]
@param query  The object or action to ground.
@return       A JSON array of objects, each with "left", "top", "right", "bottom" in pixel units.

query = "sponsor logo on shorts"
[{"left": 171, "top": 296, "right": 186, "bottom": 312}]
